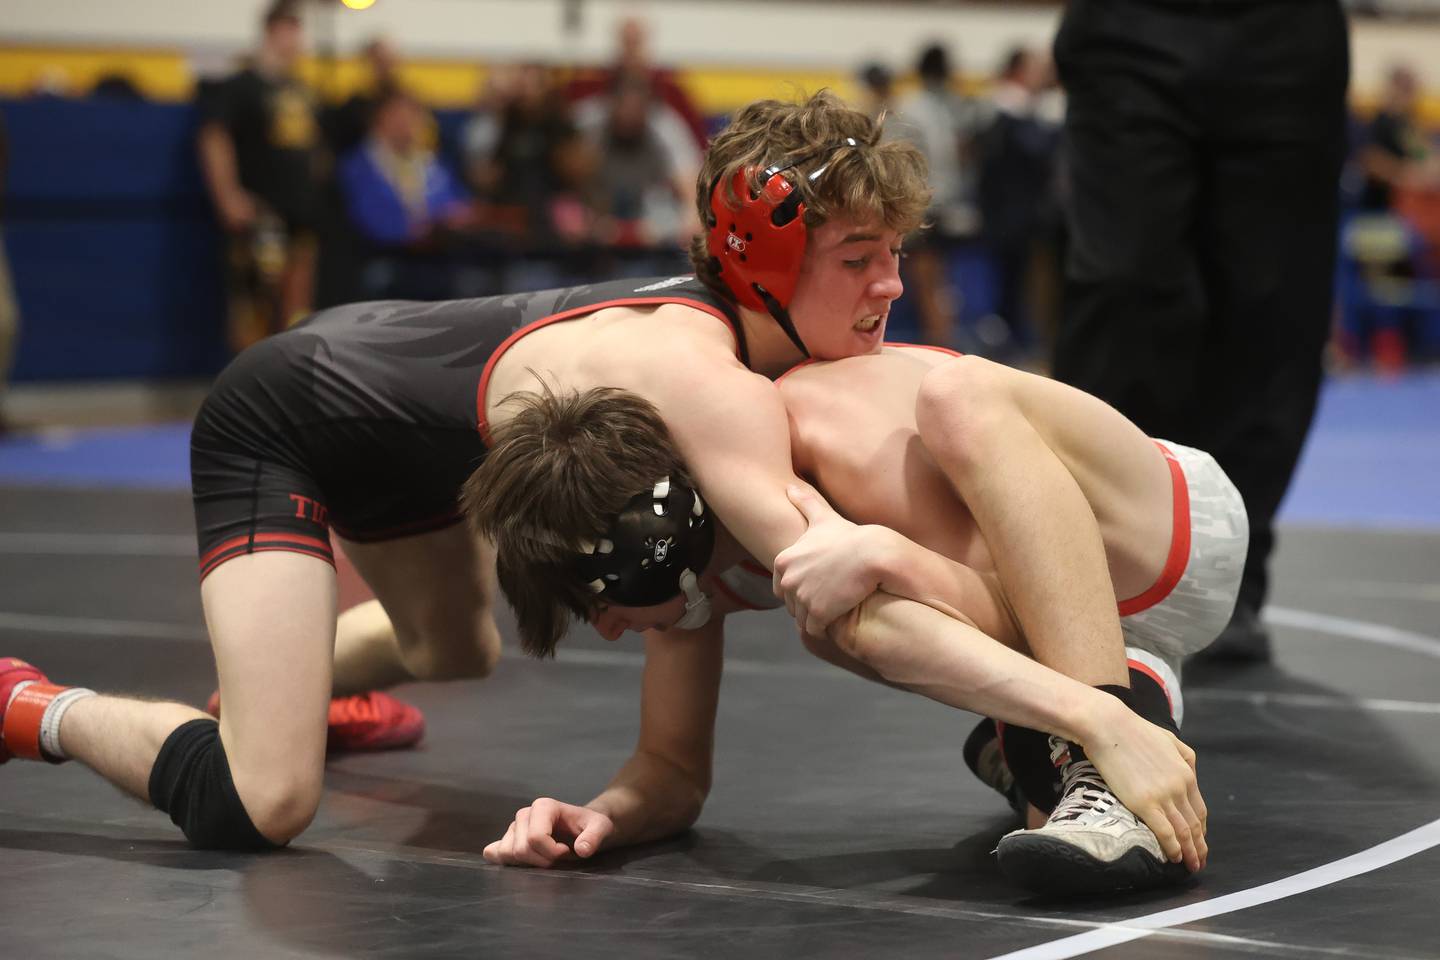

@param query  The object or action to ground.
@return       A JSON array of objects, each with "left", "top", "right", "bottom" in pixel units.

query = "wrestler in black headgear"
[{"left": 574, "top": 476, "right": 715, "bottom": 629}]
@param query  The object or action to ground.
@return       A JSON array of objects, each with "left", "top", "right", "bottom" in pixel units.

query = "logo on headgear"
[
  {"left": 726, "top": 233, "right": 747, "bottom": 253},
  {"left": 653, "top": 538, "right": 672, "bottom": 563}
]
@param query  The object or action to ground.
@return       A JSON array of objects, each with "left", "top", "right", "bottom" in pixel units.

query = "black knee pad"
[{"left": 148, "top": 718, "right": 276, "bottom": 850}]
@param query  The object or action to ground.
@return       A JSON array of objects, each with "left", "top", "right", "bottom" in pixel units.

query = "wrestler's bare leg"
[{"left": 331, "top": 523, "right": 502, "bottom": 695}]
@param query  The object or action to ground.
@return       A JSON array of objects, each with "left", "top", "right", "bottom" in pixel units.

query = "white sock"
[{"left": 39, "top": 688, "right": 96, "bottom": 761}]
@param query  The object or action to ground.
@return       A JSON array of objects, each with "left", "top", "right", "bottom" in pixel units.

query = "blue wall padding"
[{"left": 2, "top": 98, "right": 227, "bottom": 381}]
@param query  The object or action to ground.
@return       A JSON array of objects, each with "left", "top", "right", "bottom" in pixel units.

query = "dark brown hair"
[
  {"left": 688, "top": 89, "right": 930, "bottom": 301},
  {"left": 462, "top": 384, "right": 692, "bottom": 658}
]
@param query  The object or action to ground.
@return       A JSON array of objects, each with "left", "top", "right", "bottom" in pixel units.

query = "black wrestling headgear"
[{"left": 574, "top": 477, "right": 716, "bottom": 611}]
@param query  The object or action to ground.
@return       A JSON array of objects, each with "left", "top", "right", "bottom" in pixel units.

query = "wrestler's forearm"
[
  {"left": 841, "top": 590, "right": 1127, "bottom": 746},
  {"left": 864, "top": 526, "right": 1020, "bottom": 649},
  {"left": 586, "top": 749, "right": 709, "bottom": 849}
]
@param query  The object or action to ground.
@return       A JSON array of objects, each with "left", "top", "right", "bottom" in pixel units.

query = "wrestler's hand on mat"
[
  {"left": 773, "top": 485, "right": 886, "bottom": 636},
  {"left": 483, "top": 797, "right": 614, "bottom": 868},
  {"left": 1082, "top": 711, "right": 1208, "bottom": 874}
]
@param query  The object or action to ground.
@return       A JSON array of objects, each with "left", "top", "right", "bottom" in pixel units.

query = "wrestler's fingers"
[
  {"left": 1167, "top": 800, "right": 1202, "bottom": 874},
  {"left": 786, "top": 484, "right": 833, "bottom": 524},
  {"left": 1143, "top": 802, "right": 1183, "bottom": 866},
  {"left": 775, "top": 572, "right": 798, "bottom": 618},
  {"left": 571, "top": 815, "right": 614, "bottom": 859},
  {"left": 1189, "top": 774, "right": 1208, "bottom": 837},
  {"left": 525, "top": 800, "right": 572, "bottom": 863},
  {"left": 511, "top": 807, "right": 533, "bottom": 861},
  {"left": 1173, "top": 733, "right": 1198, "bottom": 774},
  {"left": 484, "top": 822, "right": 518, "bottom": 864}
]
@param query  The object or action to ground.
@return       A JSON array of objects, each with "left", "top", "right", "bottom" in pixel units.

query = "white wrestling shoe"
[{"left": 995, "top": 736, "right": 1190, "bottom": 897}]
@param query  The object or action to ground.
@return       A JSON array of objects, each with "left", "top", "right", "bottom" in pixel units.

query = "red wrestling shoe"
[
  {"left": 325, "top": 692, "right": 426, "bottom": 752},
  {"left": 206, "top": 689, "right": 425, "bottom": 753},
  {"left": 1, "top": 658, "right": 49, "bottom": 764}
]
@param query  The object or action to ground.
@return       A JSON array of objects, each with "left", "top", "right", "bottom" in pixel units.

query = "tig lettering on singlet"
[{"left": 289, "top": 494, "right": 329, "bottom": 526}]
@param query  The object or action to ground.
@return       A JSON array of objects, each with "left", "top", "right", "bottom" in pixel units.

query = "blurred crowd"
[
  {"left": 1, "top": 0, "right": 1438, "bottom": 424},
  {"left": 1340, "top": 62, "right": 1440, "bottom": 371},
  {"left": 186, "top": 2, "right": 1078, "bottom": 360},
  {"left": 192, "top": 2, "right": 708, "bottom": 353}
]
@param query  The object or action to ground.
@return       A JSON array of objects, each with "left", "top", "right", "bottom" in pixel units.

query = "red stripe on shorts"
[{"left": 1117, "top": 442, "right": 1191, "bottom": 617}]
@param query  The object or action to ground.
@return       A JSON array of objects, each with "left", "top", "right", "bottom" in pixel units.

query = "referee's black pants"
[{"left": 1052, "top": 0, "right": 1350, "bottom": 613}]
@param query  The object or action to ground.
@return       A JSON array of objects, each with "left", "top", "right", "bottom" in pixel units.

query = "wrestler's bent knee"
[
  {"left": 398, "top": 614, "right": 502, "bottom": 682},
  {"left": 915, "top": 357, "right": 1008, "bottom": 462},
  {"left": 148, "top": 718, "right": 321, "bottom": 848}
]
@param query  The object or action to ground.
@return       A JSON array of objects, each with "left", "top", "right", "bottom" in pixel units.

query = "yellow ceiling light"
[{"left": 340, "top": 0, "right": 377, "bottom": 10}]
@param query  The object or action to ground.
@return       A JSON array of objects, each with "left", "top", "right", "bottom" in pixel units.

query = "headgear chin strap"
[
  {"left": 575, "top": 476, "right": 716, "bottom": 628},
  {"left": 672, "top": 569, "right": 713, "bottom": 631},
  {"left": 706, "top": 138, "right": 860, "bottom": 358}
]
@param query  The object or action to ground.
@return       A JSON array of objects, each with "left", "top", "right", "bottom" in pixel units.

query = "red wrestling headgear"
[{"left": 704, "top": 138, "right": 858, "bottom": 357}]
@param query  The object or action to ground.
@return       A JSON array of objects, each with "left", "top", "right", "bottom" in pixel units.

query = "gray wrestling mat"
[{"left": 2, "top": 480, "right": 1439, "bottom": 959}]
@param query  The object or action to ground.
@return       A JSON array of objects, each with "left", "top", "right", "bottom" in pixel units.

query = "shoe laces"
[{"left": 1047, "top": 735, "right": 1119, "bottom": 824}]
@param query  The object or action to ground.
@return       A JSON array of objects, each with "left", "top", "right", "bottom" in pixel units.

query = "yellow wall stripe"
[
  {"left": 3, "top": 44, "right": 1437, "bottom": 125},
  {"left": 0, "top": 45, "right": 860, "bottom": 115}
]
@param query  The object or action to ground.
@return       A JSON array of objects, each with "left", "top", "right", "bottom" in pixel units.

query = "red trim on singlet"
[
  {"left": 1126, "top": 657, "right": 1175, "bottom": 717},
  {"left": 886, "top": 341, "right": 965, "bottom": 358},
  {"left": 198, "top": 532, "right": 336, "bottom": 580},
  {"left": 199, "top": 531, "right": 333, "bottom": 568},
  {"left": 739, "top": 558, "right": 770, "bottom": 577},
  {"left": 1116, "top": 442, "right": 1191, "bottom": 617},
  {"left": 709, "top": 573, "right": 769, "bottom": 612},
  {"left": 773, "top": 341, "right": 963, "bottom": 387},
  {"left": 474, "top": 296, "right": 740, "bottom": 445},
  {"left": 773, "top": 357, "right": 820, "bottom": 386}
]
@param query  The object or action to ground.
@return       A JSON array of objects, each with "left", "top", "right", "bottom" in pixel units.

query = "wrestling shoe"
[
  {"left": 962, "top": 717, "right": 1026, "bottom": 818},
  {"left": 995, "top": 736, "right": 1190, "bottom": 897},
  {"left": 206, "top": 689, "right": 426, "bottom": 752},
  {"left": 1, "top": 658, "right": 48, "bottom": 764}
]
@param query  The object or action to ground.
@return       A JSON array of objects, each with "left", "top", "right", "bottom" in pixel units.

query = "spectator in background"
[
  {"left": 890, "top": 42, "right": 989, "bottom": 348},
  {"left": 567, "top": 17, "right": 709, "bottom": 154},
  {"left": 1051, "top": 0, "right": 1350, "bottom": 662},
  {"left": 338, "top": 89, "right": 475, "bottom": 299},
  {"left": 976, "top": 47, "right": 1062, "bottom": 357},
  {"left": 569, "top": 20, "right": 704, "bottom": 227},
  {"left": 544, "top": 126, "right": 603, "bottom": 248},
  {"left": 0, "top": 115, "right": 18, "bottom": 435},
  {"left": 326, "top": 36, "right": 434, "bottom": 158},
  {"left": 1337, "top": 63, "right": 1440, "bottom": 370},
  {"left": 90, "top": 72, "right": 145, "bottom": 100},
  {"left": 462, "top": 63, "right": 577, "bottom": 249},
  {"left": 196, "top": 0, "right": 322, "bottom": 353},
  {"left": 854, "top": 62, "right": 896, "bottom": 123},
  {"left": 1359, "top": 64, "right": 1437, "bottom": 213},
  {"left": 581, "top": 77, "right": 697, "bottom": 251}
]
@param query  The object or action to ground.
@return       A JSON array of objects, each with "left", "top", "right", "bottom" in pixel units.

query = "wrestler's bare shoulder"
[
  {"left": 487, "top": 301, "right": 742, "bottom": 416},
  {"left": 777, "top": 344, "right": 953, "bottom": 427},
  {"left": 780, "top": 342, "right": 953, "bottom": 391}
]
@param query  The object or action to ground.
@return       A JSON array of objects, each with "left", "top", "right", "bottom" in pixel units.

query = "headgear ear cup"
[
  {"left": 574, "top": 477, "right": 716, "bottom": 609},
  {"left": 706, "top": 168, "right": 810, "bottom": 315},
  {"left": 705, "top": 139, "right": 859, "bottom": 357}
]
